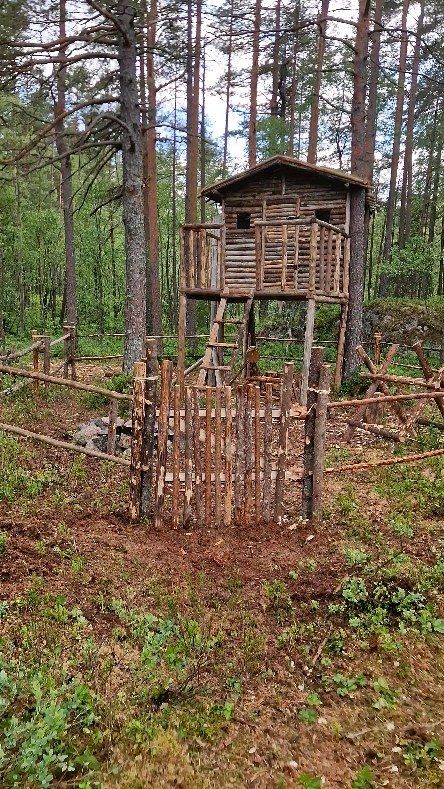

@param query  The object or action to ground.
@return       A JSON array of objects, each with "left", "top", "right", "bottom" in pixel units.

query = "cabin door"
[{"left": 261, "top": 196, "right": 301, "bottom": 289}]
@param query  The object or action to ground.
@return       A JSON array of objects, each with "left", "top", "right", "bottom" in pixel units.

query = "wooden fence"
[{"left": 1, "top": 339, "right": 443, "bottom": 526}]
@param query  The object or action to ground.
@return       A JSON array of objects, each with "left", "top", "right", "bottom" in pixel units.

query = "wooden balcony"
[{"left": 180, "top": 217, "right": 350, "bottom": 303}]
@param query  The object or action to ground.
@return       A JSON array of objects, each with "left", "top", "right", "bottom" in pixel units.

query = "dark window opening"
[
  {"left": 315, "top": 208, "right": 331, "bottom": 223},
  {"left": 237, "top": 212, "right": 251, "bottom": 229}
]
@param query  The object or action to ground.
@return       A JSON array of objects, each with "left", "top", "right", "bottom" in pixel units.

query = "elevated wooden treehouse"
[{"left": 177, "top": 155, "right": 370, "bottom": 401}]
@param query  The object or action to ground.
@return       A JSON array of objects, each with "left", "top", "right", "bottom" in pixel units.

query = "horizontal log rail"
[
  {"left": 361, "top": 371, "right": 442, "bottom": 389},
  {"left": 0, "top": 363, "right": 133, "bottom": 401},
  {"left": 325, "top": 446, "right": 444, "bottom": 475},
  {"left": 328, "top": 389, "right": 444, "bottom": 409},
  {"left": 49, "top": 332, "right": 71, "bottom": 347},
  {"left": 0, "top": 339, "right": 43, "bottom": 362},
  {"left": 0, "top": 421, "right": 131, "bottom": 467}
]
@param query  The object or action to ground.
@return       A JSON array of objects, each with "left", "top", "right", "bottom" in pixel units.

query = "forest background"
[{"left": 0, "top": 0, "right": 442, "bottom": 370}]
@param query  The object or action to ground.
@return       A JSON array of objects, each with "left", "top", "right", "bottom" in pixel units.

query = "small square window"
[
  {"left": 237, "top": 212, "right": 251, "bottom": 229},
  {"left": 315, "top": 208, "right": 331, "bottom": 223}
]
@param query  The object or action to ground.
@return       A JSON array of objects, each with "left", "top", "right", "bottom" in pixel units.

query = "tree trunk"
[
  {"left": 143, "top": 0, "right": 162, "bottom": 337},
  {"left": 54, "top": 0, "right": 77, "bottom": 326},
  {"left": 200, "top": 46, "right": 206, "bottom": 223},
  {"left": 398, "top": 0, "right": 425, "bottom": 250},
  {"left": 222, "top": 0, "right": 234, "bottom": 177},
  {"left": 248, "top": 0, "right": 261, "bottom": 168},
  {"left": 428, "top": 130, "right": 443, "bottom": 243},
  {"left": 344, "top": 187, "right": 366, "bottom": 378},
  {"left": 363, "top": 0, "right": 383, "bottom": 182},
  {"left": 344, "top": 0, "right": 369, "bottom": 379},
  {"left": 379, "top": 0, "right": 409, "bottom": 291},
  {"left": 117, "top": 0, "right": 147, "bottom": 372},
  {"left": 307, "top": 0, "right": 329, "bottom": 165},
  {"left": 269, "top": 0, "right": 282, "bottom": 117},
  {"left": 287, "top": 0, "right": 300, "bottom": 156},
  {"left": 185, "top": 0, "right": 201, "bottom": 339}
]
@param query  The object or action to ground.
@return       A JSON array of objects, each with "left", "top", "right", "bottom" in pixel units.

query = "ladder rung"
[
  {"left": 202, "top": 364, "right": 231, "bottom": 371},
  {"left": 208, "top": 341, "right": 237, "bottom": 348},
  {"left": 224, "top": 318, "right": 244, "bottom": 324}
]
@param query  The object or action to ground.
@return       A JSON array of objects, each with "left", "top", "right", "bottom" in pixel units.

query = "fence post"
[
  {"left": 154, "top": 359, "right": 173, "bottom": 527},
  {"left": 140, "top": 338, "right": 159, "bottom": 518},
  {"left": 274, "top": 362, "right": 294, "bottom": 522},
  {"left": 42, "top": 333, "right": 50, "bottom": 378},
  {"left": 129, "top": 360, "right": 147, "bottom": 522},
  {"left": 373, "top": 332, "right": 383, "bottom": 366},
  {"left": 312, "top": 363, "right": 331, "bottom": 522},
  {"left": 302, "top": 346, "right": 325, "bottom": 519},
  {"left": 63, "top": 323, "right": 76, "bottom": 380},
  {"left": 31, "top": 330, "right": 41, "bottom": 395}
]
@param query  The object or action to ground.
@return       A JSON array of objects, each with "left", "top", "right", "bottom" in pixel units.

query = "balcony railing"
[{"left": 180, "top": 217, "right": 350, "bottom": 298}]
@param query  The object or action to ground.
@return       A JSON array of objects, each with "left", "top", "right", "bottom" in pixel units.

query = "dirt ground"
[{"left": 0, "top": 374, "right": 443, "bottom": 788}]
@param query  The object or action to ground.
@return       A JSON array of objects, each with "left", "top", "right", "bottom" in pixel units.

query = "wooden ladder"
[{"left": 197, "top": 290, "right": 255, "bottom": 387}]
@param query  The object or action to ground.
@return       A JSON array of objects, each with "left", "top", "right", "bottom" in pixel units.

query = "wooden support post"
[
  {"left": 254, "top": 385, "right": 261, "bottom": 525},
  {"left": 244, "top": 384, "right": 254, "bottom": 523},
  {"left": 309, "top": 221, "right": 318, "bottom": 293},
  {"left": 42, "top": 334, "right": 50, "bottom": 379},
  {"left": 154, "top": 360, "right": 173, "bottom": 526},
  {"left": 301, "top": 298, "right": 316, "bottom": 406},
  {"left": 107, "top": 397, "right": 118, "bottom": 455},
  {"left": 141, "top": 335, "right": 159, "bottom": 515},
  {"left": 312, "top": 363, "right": 331, "bottom": 522},
  {"left": 274, "top": 362, "right": 294, "bottom": 522},
  {"left": 129, "top": 360, "right": 147, "bottom": 522},
  {"left": 224, "top": 386, "right": 233, "bottom": 526},
  {"left": 184, "top": 386, "right": 193, "bottom": 525},
  {"left": 63, "top": 323, "right": 70, "bottom": 379},
  {"left": 69, "top": 324, "right": 77, "bottom": 380},
  {"left": 192, "top": 387, "right": 204, "bottom": 524},
  {"left": 172, "top": 384, "right": 181, "bottom": 528},
  {"left": 334, "top": 302, "right": 348, "bottom": 390},
  {"left": 234, "top": 385, "right": 245, "bottom": 524},
  {"left": 262, "top": 383, "right": 273, "bottom": 523},
  {"left": 373, "top": 332, "right": 383, "bottom": 367},
  {"left": 302, "top": 347, "right": 324, "bottom": 519},
  {"left": 214, "top": 388, "right": 222, "bottom": 525},
  {"left": 205, "top": 388, "right": 212, "bottom": 525},
  {"left": 177, "top": 293, "right": 187, "bottom": 397},
  {"left": 31, "top": 331, "right": 41, "bottom": 395}
]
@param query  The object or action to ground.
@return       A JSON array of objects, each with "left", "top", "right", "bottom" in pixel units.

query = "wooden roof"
[{"left": 201, "top": 155, "right": 369, "bottom": 201}]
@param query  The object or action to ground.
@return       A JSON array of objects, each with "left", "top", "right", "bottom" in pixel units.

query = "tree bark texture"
[
  {"left": 380, "top": 0, "right": 409, "bottom": 286},
  {"left": 363, "top": 0, "right": 383, "bottom": 183},
  {"left": 55, "top": 0, "right": 77, "bottom": 326},
  {"left": 398, "top": 0, "right": 425, "bottom": 250},
  {"left": 144, "top": 0, "right": 162, "bottom": 337},
  {"left": 344, "top": 187, "right": 366, "bottom": 378},
  {"left": 350, "top": 0, "right": 370, "bottom": 176},
  {"left": 248, "top": 0, "right": 261, "bottom": 168},
  {"left": 307, "top": 0, "right": 329, "bottom": 164},
  {"left": 117, "top": 1, "right": 147, "bottom": 372}
]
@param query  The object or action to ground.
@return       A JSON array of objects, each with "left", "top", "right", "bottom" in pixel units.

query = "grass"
[{"left": 1, "top": 376, "right": 444, "bottom": 785}]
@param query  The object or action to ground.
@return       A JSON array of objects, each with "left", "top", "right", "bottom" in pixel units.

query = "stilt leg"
[
  {"left": 300, "top": 298, "right": 316, "bottom": 406},
  {"left": 334, "top": 301, "right": 348, "bottom": 390},
  {"left": 177, "top": 292, "right": 187, "bottom": 398}
]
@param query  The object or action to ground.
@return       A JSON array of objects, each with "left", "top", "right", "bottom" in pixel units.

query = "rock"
[
  {"left": 72, "top": 431, "right": 87, "bottom": 446},
  {"left": 123, "top": 448, "right": 131, "bottom": 458},
  {"left": 80, "top": 424, "right": 102, "bottom": 439},
  {"left": 119, "top": 434, "right": 131, "bottom": 450}
]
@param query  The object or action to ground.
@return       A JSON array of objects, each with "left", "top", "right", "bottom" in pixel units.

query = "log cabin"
[{"left": 177, "top": 155, "right": 370, "bottom": 401}]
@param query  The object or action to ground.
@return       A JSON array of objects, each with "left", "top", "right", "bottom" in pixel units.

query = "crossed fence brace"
[{"left": 345, "top": 341, "right": 444, "bottom": 443}]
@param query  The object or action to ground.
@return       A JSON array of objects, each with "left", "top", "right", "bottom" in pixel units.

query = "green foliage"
[
  {"left": 109, "top": 599, "right": 222, "bottom": 704},
  {"left": 0, "top": 432, "right": 56, "bottom": 503},
  {"left": 401, "top": 735, "right": 442, "bottom": 770},
  {"left": 352, "top": 765, "right": 374, "bottom": 788},
  {"left": 298, "top": 773, "right": 322, "bottom": 788},
  {"left": 0, "top": 660, "right": 100, "bottom": 787}
]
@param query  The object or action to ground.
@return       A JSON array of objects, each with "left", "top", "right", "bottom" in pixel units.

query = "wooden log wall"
[{"left": 181, "top": 167, "right": 350, "bottom": 297}]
